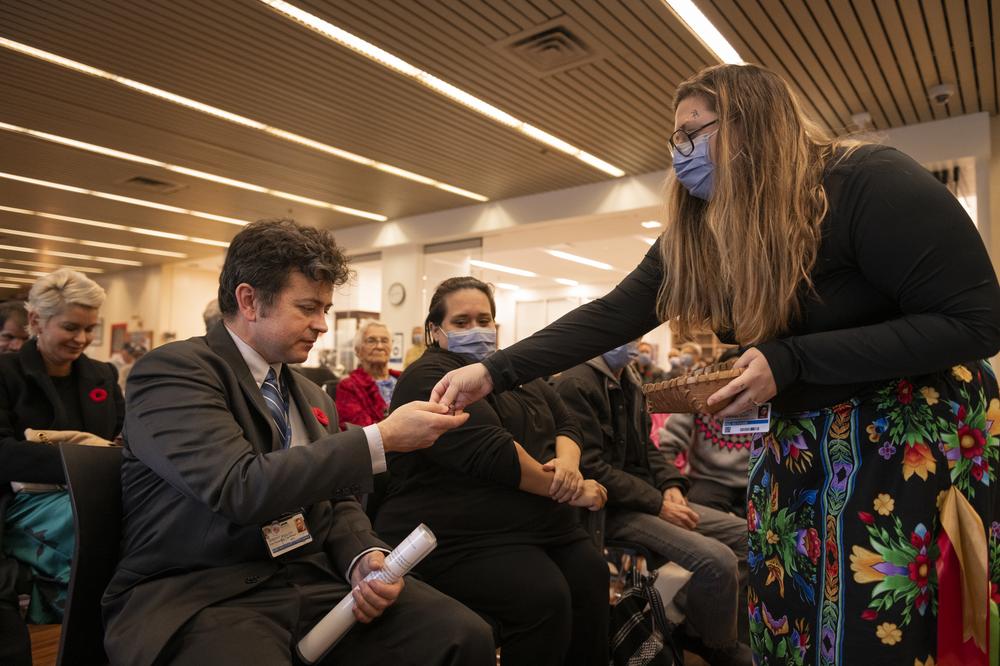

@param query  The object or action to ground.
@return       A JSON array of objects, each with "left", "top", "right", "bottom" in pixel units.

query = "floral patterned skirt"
[{"left": 747, "top": 362, "right": 999, "bottom": 666}]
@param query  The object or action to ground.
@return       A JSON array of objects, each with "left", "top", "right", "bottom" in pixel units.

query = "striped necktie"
[{"left": 261, "top": 367, "right": 291, "bottom": 449}]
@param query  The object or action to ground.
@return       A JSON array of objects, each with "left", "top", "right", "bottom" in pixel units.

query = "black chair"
[
  {"left": 322, "top": 379, "right": 339, "bottom": 401},
  {"left": 57, "top": 444, "right": 123, "bottom": 666}
]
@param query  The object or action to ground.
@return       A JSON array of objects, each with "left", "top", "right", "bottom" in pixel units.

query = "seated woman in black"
[
  {"left": 375, "top": 276, "right": 609, "bottom": 666},
  {"left": 0, "top": 269, "right": 124, "bottom": 663}
]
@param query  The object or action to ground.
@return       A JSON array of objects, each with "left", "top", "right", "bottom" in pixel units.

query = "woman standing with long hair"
[{"left": 431, "top": 64, "right": 1000, "bottom": 665}]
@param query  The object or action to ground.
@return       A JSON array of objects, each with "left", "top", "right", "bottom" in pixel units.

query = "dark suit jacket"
[
  {"left": 0, "top": 338, "right": 123, "bottom": 484},
  {"left": 102, "top": 323, "right": 385, "bottom": 666}
]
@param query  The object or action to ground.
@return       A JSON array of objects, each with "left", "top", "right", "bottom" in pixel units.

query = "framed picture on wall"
[
  {"left": 110, "top": 323, "right": 127, "bottom": 354},
  {"left": 129, "top": 330, "right": 153, "bottom": 350},
  {"left": 91, "top": 318, "right": 104, "bottom": 347},
  {"left": 390, "top": 331, "right": 404, "bottom": 365}
]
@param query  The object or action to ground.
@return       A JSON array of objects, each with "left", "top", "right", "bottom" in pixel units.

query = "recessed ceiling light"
[
  {"left": 260, "top": 0, "right": 626, "bottom": 178},
  {"left": 468, "top": 259, "right": 537, "bottom": 278},
  {"left": 640, "top": 220, "right": 662, "bottom": 229},
  {"left": 0, "top": 226, "right": 187, "bottom": 258},
  {"left": 0, "top": 243, "right": 142, "bottom": 266},
  {"left": 544, "top": 249, "right": 613, "bottom": 271},
  {"left": 494, "top": 282, "right": 520, "bottom": 291},
  {"left": 0, "top": 258, "right": 104, "bottom": 273},
  {"left": 639, "top": 236, "right": 658, "bottom": 246},
  {"left": 0, "top": 122, "right": 386, "bottom": 222},
  {"left": 0, "top": 37, "right": 487, "bottom": 203},
  {"left": 0, "top": 205, "right": 230, "bottom": 249},
  {"left": 0, "top": 172, "right": 250, "bottom": 226},
  {"left": 662, "top": 0, "right": 743, "bottom": 64},
  {"left": 554, "top": 278, "right": 580, "bottom": 286}
]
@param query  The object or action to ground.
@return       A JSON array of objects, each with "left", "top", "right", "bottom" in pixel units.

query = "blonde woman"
[
  {"left": 0, "top": 269, "right": 123, "bottom": 640},
  {"left": 431, "top": 64, "right": 1000, "bottom": 665}
]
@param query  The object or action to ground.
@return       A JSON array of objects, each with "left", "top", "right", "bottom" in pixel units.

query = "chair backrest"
[{"left": 57, "top": 444, "right": 123, "bottom": 666}]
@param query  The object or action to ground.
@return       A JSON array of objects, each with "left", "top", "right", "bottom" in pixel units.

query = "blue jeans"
[{"left": 605, "top": 502, "right": 748, "bottom": 648}]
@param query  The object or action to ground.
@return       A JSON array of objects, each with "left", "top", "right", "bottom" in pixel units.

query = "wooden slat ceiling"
[{"left": 0, "top": 0, "right": 996, "bottom": 298}]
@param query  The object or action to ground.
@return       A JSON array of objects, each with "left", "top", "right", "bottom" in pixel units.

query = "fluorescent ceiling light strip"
[
  {"left": 1, "top": 276, "right": 37, "bottom": 284},
  {"left": 554, "top": 278, "right": 579, "bottom": 286},
  {"left": 662, "top": 0, "right": 743, "bottom": 64},
  {"left": 0, "top": 258, "right": 104, "bottom": 273},
  {"left": 0, "top": 243, "right": 142, "bottom": 266},
  {"left": 494, "top": 282, "right": 520, "bottom": 291},
  {"left": 259, "top": 0, "right": 626, "bottom": 178},
  {"left": 0, "top": 172, "right": 250, "bottom": 226},
  {"left": 0, "top": 205, "right": 230, "bottom": 249},
  {"left": 640, "top": 220, "right": 662, "bottom": 228},
  {"left": 0, "top": 283, "right": 20, "bottom": 289},
  {"left": 0, "top": 267, "right": 46, "bottom": 277},
  {"left": 0, "top": 226, "right": 187, "bottom": 258},
  {"left": 468, "top": 259, "right": 537, "bottom": 278},
  {"left": 544, "top": 249, "right": 614, "bottom": 271},
  {"left": 0, "top": 37, "right": 485, "bottom": 203}
]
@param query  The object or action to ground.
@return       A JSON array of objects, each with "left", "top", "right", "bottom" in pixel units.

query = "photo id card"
[
  {"left": 261, "top": 511, "right": 312, "bottom": 558},
  {"left": 722, "top": 403, "right": 772, "bottom": 435}
]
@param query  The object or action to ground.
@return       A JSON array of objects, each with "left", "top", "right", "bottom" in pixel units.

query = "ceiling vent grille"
[
  {"left": 493, "top": 17, "right": 603, "bottom": 76},
  {"left": 118, "top": 175, "right": 185, "bottom": 194}
]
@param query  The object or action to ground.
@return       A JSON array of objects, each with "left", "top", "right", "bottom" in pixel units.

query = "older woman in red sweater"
[{"left": 335, "top": 319, "right": 401, "bottom": 429}]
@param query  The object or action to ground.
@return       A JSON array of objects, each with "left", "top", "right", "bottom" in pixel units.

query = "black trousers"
[
  {"left": 0, "top": 556, "right": 30, "bottom": 666},
  {"left": 426, "top": 539, "right": 609, "bottom": 666},
  {"left": 156, "top": 563, "right": 495, "bottom": 666},
  {"left": 686, "top": 478, "right": 746, "bottom": 518}
]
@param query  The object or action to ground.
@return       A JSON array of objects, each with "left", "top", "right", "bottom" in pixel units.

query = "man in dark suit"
[{"left": 102, "top": 219, "right": 494, "bottom": 665}]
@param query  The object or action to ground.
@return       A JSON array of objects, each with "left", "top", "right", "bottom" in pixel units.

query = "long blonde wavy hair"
[{"left": 658, "top": 64, "right": 857, "bottom": 345}]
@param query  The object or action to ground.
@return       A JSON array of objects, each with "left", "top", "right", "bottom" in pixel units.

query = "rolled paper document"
[{"left": 296, "top": 523, "right": 438, "bottom": 664}]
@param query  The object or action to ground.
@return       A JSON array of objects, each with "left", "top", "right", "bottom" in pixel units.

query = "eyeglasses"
[
  {"left": 669, "top": 119, "right": 718, "bottom": 157},
  {"left": 364, "top": 337, "right": 391, "bottom": 346}
]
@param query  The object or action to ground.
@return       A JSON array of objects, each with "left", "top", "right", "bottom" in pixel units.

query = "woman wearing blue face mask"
[
  {"left": 373, "top": 276, "right": 610, "bottom": 666},
  {"left": 432, "top": 64, "right": 1000, "bottom": 666}
]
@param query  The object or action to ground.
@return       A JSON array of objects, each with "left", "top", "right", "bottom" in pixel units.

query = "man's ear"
[{"left": 234, "top": 283, "right": 259, "bottom": 322}]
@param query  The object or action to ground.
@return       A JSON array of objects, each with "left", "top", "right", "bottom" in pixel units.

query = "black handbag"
[{"left": 609, "top": 568, "right": 683, "bottom": 666}]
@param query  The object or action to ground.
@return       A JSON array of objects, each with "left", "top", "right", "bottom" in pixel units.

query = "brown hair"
[
  {"left": 424, "top": 277, "right": 496, "bottom": 347},
  {"left": 218, "top": 219, "right": 351, "bottom": 317},
  {"left": 658, "top": 64, "right": 859, "bottom": 344}
]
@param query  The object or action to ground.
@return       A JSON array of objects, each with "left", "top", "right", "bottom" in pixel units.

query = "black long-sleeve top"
[
  {"left": 484, "top": 146, "right": 1000, "bottom": 413},
  {"left": 375, "top": 347, "right": 587, "bottom": 574}
]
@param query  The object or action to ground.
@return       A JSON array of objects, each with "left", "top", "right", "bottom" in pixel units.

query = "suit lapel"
[
  {"left": 75, "top": 355, "right": 116, "bottom": 437},
  {"left": 204, "top": 323, "right": 282, "bottom": 453},
  {"left": 285, "top": 368, "right": 325, "bottom": 442},
  {"left": 19, "top": 339, "right": 65, "bottom": 428}
]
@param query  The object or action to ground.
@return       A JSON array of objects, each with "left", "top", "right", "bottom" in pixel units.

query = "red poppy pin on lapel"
[
  {"left": 312, "top": 407, "right": 329, "bottom": 427},
  {"left": 89, "top": 388, "right": 108, "bottom": 403}
]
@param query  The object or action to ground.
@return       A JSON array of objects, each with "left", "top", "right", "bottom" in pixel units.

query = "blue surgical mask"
[
  {"left": 603, "top": 342, "right": 639, "bottom": 371},
  {"left": 636, "top": 352, "right": 652, "bottom": 368},
  {"left": 446, "top": 327, "right": 496, "bottom": 361},
  {"left": 673, "top": 132, "right": 715, "bottom": 200}
]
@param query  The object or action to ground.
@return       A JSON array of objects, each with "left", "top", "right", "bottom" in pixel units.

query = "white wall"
[
  {"left": 90, "top": 260, "right": 221, "bottom": 361},
  {"left": 492, "top": 281, "right": 673, "bottom": 366}
]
